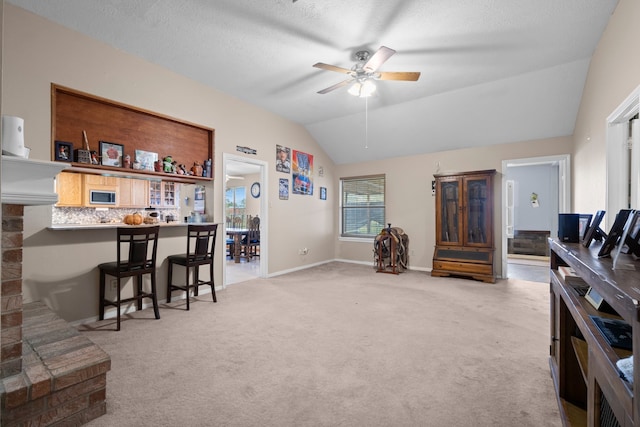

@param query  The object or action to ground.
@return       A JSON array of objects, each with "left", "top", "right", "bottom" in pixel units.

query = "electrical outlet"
[{"left": 109, "top": 279, "right": 118, "bottom": 291}]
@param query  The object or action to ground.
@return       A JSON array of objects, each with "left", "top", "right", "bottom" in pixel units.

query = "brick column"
[{"left": 1, "top": 204, "right": 24, "bottom": 378}]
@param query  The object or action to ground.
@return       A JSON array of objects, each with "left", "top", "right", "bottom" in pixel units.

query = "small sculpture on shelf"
[
  {"left": 177, "top": 164, "right": 187, "bottom": 175},
  {"left": 191, "top": 161, "right": 203, "bottom": 177},
  {"left": 163, "top": 156, "right": 175, "bottom": 173}
]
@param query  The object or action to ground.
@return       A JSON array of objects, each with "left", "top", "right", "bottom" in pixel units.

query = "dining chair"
[
  {"left": 167, "top": 223, "right": 218, "bottom": 310},
  {"left": 241, "top": 216, "right": 260, "bottom": 261},
  {"left": 99, "top": 226, "right": 161, "bottom": 331}
]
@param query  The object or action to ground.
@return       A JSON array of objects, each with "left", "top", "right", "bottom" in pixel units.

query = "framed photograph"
[
  {"left": 276, "top": 145, "right": 291, "bottom": 174},
  {"left": 54, "top": 140, "right": 73, "bottom": 162},
  {"left": 320, "top": 187, "right": 327, "bottom": 200},
  {"left": 99, "top": 141, "right": 124, "bottom": 167},
  {"left": 597, "top": 209, "right": 632, "bottom": 258},
  {"left": 279, "top": 178, "right": 289, "bottom": 200},
  {"left": 292, "top": 150, "right": 313, "bottom": 195},
  {"left": 622, "top": 210, "right": 640, "bottom": 257},
  {"left": 613, "top": 210, "right": 638, "bottom": 269},
  {"left": 135, "top": 149, "right": 158, "bottom": 171},
  {"left": 578, "top": 214, "right": 593, "bottom": 240},
  {"left": 583, "top": 210, "right": 606, "bottom": 248}
]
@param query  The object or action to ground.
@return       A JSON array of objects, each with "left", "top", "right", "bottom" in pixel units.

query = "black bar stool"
[
  {"left": 167, "top": 223, "right": 218, "bottom": 310},
  {"left": 99, "top": 226, "right": 161, "bottom": 331}
]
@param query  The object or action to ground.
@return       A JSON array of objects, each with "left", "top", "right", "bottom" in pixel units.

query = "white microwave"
[{"left": 90, "top": 190, "right": 116, "bottom": 205}]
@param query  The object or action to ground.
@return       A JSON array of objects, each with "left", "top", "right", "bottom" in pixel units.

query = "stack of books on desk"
[{"left": 558, "top": 265, "right": 589, "bottom": 295}]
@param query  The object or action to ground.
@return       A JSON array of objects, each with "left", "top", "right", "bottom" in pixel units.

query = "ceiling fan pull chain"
[{"left": 365, "top": 96, "right": 369, "bottom": 149}]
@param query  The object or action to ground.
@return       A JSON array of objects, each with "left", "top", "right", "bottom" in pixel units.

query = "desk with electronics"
[{"left": 550, "top": 209, "right": 640, "bottom": 426}]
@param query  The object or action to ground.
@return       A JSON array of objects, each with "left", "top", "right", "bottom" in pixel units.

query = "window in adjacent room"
[
  {"left": 225, "top": 186, "right": 246, "bottom": 227},
  {"left": 340, "top": 174, "right": 385, "bottom": 238}
]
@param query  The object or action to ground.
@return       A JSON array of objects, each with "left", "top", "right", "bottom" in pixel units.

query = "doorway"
[
  {"left": 222, "top": 153, "right": 268, "bottom": 286},
  {"left": 501, "top": 155, "right": 570, "bottom": 280}
]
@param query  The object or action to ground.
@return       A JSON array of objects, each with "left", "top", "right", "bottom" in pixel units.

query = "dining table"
[{"left": 226, "top": 228, "right": 248, "bottom": 263}]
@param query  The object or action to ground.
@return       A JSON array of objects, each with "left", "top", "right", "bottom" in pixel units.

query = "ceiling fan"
[
  {"left": 225, "top": 174, "right": 245, "bottom": 182},
  {"left": 313, "top": 46, "right": 420, "bottom": 95}
]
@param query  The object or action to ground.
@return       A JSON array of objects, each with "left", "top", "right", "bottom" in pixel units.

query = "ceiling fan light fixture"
[{"left": 348, "top": 79, "right": 376, "bottom": 97}]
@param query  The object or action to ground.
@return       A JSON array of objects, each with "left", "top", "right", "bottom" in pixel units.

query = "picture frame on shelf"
[
  {"left": 578, "top": 214, "right": 593, "bottom": 240},
  {"left": 583, "top": 210, "right": 606, "bottom": 248},
  {"left": 135, "top": 149, "right": 158, "bottom": 172},
  {"left": 54, "top": 140, "right": 73, "bottom": 162},
  {"left": 597, "top": 209, "right": 633, "bottom": 258},
  {"left": 613, "top": 210, "right": 638, "bottom": 269},
  {"left": 622, "top": 210, "right": 640, "bottom": 257},
  {"left": 99, "top": 141, "right": 123, "bottom": 167}
]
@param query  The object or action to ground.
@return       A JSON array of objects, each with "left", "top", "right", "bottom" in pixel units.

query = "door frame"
[
  {"left": 222, "top": 153, "right": 268, "bottom": 286},
  {"left": 501, "top": 154, "right": 570, "bottom": 279}
]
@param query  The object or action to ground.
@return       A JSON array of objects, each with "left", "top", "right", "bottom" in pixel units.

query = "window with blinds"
[{"left": 340, "top": 175, "right": 385, "bottom": 238}]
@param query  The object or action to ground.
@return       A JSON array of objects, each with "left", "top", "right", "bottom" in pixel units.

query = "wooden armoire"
[{"left": 432, "top": 169, "right": 496, "bottom": 283}]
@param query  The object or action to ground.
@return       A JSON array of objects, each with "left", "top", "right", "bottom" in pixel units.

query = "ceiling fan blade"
[
  {"left": 313, "top": 63, "right": 352, "bottom": 74},
  {"left": 363, "top": 46, "right": 396, "bottom": 72},
  {"left": 377, "top": 71, "right": 421, "bottom": 81},
  {"left": 317, "top": 79, "right": 353, "bottom": 94}
]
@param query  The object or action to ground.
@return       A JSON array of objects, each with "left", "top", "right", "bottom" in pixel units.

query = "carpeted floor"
[{"left": 81, "top": 262, "right": 561, "bottom": 427}]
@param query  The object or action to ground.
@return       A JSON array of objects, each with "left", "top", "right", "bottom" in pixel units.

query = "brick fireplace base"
[{"left": 1, "top": 302, "right": 111, "bottom": 426}]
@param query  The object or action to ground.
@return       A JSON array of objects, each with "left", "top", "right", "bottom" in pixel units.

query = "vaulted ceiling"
[{"left": 7, "top": 0, "right": 619, "bottom": 164}]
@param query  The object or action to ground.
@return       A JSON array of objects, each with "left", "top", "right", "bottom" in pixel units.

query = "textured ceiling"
[{"left": 7, "top": 0, "right": 619, "bottom": 164}]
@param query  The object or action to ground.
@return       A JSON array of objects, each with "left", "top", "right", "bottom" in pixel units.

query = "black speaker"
[{"left": 559, "top": 213, "right": 580, "bottom": 243}]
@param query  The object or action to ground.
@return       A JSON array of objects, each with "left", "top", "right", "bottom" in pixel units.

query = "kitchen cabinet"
[
  {"left": 118, "top": 178, "right": 149, "bottom": 208},
  {"left": 432, "top": 169, "right": 496, "bottom": 283},
  {"left": 84, "top": 174, "right": 118, "bottom": 188},
  {"left": 149, "top": 181, "right": 178, "bottom": 208},
  {"left": 82, "top": 174, "right": 118, "bottom": 207},
  {"left": 55, "top": 172, "right": 82, "bottom": 207}
]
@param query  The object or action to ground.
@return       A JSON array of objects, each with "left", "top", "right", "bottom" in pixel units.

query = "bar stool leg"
[
  {"left": 185, "top": 264, "right": 191, "bottom": 311},
  {"left": 116, "top": 277, "right": 122, "bottom": 331},
  {"left": 209, "top": 260, "right": 216, "bottom": 302},
  {"left": 99, "top": 271, "right": 106, "bottom": 320},
  {"left": 167, "top": 261, "right": 174, "bottom": 303},
  {"left": 136, "top": 275, "right": 143, "bottom": 311},
  {"left": 151, "top": 272, "right": 160, "bottom": 319},
  {"left": 194, "top": 266, "right": 200, "bottom": 297}
]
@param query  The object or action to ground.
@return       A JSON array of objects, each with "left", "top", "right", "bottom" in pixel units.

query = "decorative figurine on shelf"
[
  {"left": 191, "top": 161, "right": 203, "bottom": 177},
  {"left": 90, "top": 150, "right": 99, "bottom": 165},
  {"left": 204, "top": 159, "right": 212, "bottom": 177},
  {"left": 123, "top": 154, "right": 131, "bottom": 169},
  {"left": 171, "top": 160, "right": 178, "bottom": 174},
  {"left": 154, "top": 160, "right": 163, "bottom": 172},
  {"left": 163, "top": 156, "right": 173, "bottom": 173},
  {"left": 178, "top": 164, "right": 187, "bottom": 175}
]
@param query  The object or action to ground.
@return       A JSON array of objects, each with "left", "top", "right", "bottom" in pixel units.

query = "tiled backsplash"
[{"left": 52, "top": 207, "right": 181, "bottom": 225}]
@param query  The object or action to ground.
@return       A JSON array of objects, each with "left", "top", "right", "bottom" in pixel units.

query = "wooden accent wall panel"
[{"left": 51, "top": 85, "right": 214, "bottom": 181}]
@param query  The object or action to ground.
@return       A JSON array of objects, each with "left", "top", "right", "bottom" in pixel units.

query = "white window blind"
[{"left": 341, "top": 175, "right": 385, "bottom": 237}]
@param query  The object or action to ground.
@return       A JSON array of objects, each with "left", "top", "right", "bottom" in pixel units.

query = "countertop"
[{"left": 48, "top": 222, "right": 216, "bottom": 231}]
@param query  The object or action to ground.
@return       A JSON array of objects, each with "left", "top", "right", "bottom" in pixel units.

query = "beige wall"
[
  {"left": 336, "top": 0, "right": 640, "bottom": 273},
  {"left": 334, "top": 136, "right": 573, "bottom": 273},
  {"left": 2, "top": 4, "right": 335, "bottom": 322},
  {"left": 573, "top": 0, "right": 640, "bottom": 214},
  {"left": 3, "top": 0, "right": 637, "bottom": 322}
]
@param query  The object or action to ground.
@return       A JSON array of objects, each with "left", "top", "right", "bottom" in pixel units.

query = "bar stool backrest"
[{"left": 116, "top": 226, "right": 160, "bottom": 273}]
